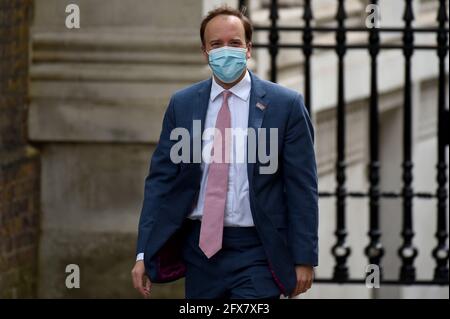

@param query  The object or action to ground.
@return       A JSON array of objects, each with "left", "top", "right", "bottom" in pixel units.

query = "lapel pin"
[{"left": 256, "top": 102, "right": 267, "bottom": 111}]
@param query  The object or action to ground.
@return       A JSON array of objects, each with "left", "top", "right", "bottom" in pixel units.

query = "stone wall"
[{"left": 0, "top": 0, "right": 40, "bottom": 299}]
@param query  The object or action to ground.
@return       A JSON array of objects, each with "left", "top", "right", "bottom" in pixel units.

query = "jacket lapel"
[
  {"left": 192, "top": 79, "right": 212, "bottom": 165},
  {"left": 247, "top": 71, "right": 269, "bottom": 187},
  {"left": 193, "top": 78, "right": 212, "bottom": 134}
]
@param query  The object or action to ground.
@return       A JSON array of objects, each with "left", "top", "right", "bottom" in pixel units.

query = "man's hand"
[
  {"left": 131, "top": 260, "right": 152, "bottom": 298},
  {"left": 290, "top": 265, "right": 314, "bottom": 297}
]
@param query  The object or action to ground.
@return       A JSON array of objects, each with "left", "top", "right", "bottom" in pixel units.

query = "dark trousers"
[{"left": 182, "top": 219, "right": 281, "bottom": 299}]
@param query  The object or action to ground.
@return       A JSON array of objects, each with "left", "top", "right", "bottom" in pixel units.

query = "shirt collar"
[{"left": 210, "top": 69, "right": 251, "bottom": 102}]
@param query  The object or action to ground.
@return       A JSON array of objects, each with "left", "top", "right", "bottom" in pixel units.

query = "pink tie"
[{"left": 199, "top": 90, "right": 232, "bottom": 258}]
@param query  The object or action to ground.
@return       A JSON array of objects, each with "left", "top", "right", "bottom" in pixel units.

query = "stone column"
[{"left": 29, "top": 0, "right": 216, "bottom": 298}]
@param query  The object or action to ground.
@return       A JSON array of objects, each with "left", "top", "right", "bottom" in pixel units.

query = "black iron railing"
[{"left": 239, "top": 0, "right": 449, "bottom": 286}]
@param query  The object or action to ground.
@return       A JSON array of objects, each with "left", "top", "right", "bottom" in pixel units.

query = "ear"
[
  {"left": 201, "top": 45, "right": 209, "bottom": 63},
  {"left": 246, "top": 42, "right": 252, "bottom": 60}
]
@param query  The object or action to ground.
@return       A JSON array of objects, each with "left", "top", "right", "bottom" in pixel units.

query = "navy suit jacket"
[{"left": 137, "top": 71, "right": 318, "bottom": 297}]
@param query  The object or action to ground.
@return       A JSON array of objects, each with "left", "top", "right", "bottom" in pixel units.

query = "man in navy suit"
[{"left": 131, "top": 5, "right": 318, "bottom": 299}]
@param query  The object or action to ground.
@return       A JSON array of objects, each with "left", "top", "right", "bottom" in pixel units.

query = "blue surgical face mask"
[{"left": 207, "top": 46, "right": 247, "bottom": 83}]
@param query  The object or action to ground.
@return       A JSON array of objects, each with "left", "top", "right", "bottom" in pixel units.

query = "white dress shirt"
[
  {"left": 188, "top": 70, "right": 254, "bottom": 227},
  {"left": 137, "top": 70, "right": 254, "bottom": 262}
]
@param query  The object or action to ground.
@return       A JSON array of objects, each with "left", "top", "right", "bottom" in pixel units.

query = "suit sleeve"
[
  {"left": 283, "top": 94, "right": 319, "bottom": 266},
  {"left": 136, "top": 96, "right": 179, "bottom": 255}
]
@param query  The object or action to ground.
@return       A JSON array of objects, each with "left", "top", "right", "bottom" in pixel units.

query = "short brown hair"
[{"left": 200, "top": 5, "right": 253, "bottom": 47}]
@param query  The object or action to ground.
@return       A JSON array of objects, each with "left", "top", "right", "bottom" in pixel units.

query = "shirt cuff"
[{"left": 136, "top": 253, "right": 144, "bottom": 261}]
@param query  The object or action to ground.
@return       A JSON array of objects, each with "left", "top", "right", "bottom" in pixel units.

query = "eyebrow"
[{"left": 209, "top": 38, "right": 243, "bottom": 44}]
